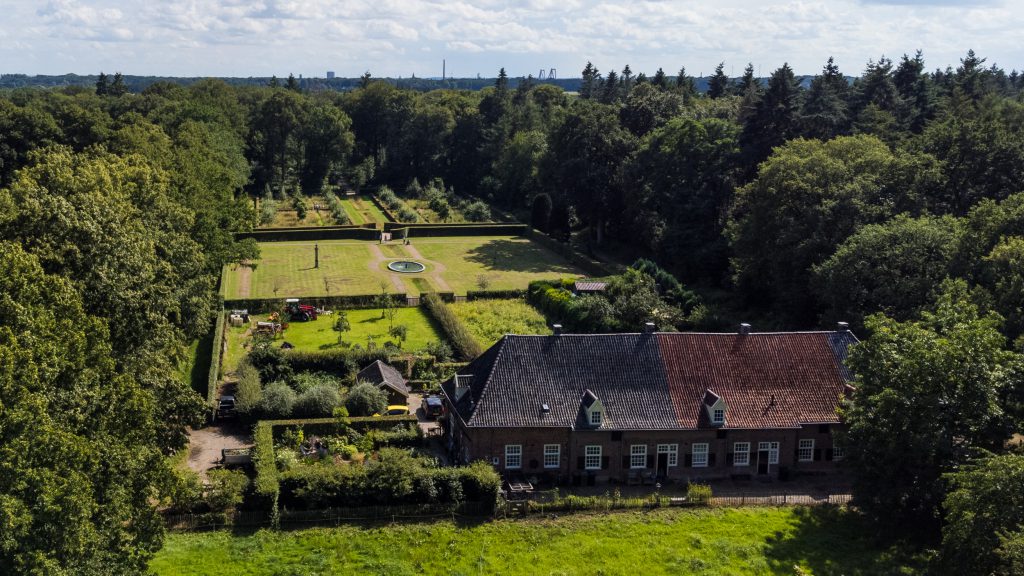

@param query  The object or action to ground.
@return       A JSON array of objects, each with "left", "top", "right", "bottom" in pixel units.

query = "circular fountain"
[{"left": 387, "top": 260, "right": 426, "bottom": 273}]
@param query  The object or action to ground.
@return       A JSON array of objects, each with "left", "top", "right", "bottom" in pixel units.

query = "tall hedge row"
[
  {"left": 206, "top": 311, "right": 226, "bottom": 409},
  {"left": 252, "top": 421, "right": 280, "bottom": 513},
  {"left": 223, "top": 294, "right": 406, "bottom": 314},
  {"left": 422, "top": 292, "right": 483, "bottom": 360},
  {"left": 236, "top": 225, "right": 379, "bottom": 242}
]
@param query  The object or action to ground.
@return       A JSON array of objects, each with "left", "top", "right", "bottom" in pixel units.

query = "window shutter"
[
  {"left": 602, "top": 456, "right": 609, "bottom": 470},
  {"left": 622, "top": 455, "right": 630, "bottom": 468},
  {"left": 726, "top": 452, "right": 734, "bottom": 465},
  {"left": 577, "top": 457, "right": 584, "bottom": 470},
  {"left": 647, "top": 454, "right": 655, "bottom": 468},
  {"left": 814, "top": 449, "right": 822, "bottom": 462},
  {"left": 684, "top": 453, "right": 692, "bottom": 467},
  {"left": 825, "top": 449, "right": 833, "bottom": 461},
  {"left": 708, "top": 453, "right": 716, "bottom": 467}
]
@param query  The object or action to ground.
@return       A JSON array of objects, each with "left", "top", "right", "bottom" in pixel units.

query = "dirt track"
[{"left": 187, "top": 423, "right": 252, "bottom": 481}]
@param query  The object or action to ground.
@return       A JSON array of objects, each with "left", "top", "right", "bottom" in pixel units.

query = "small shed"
[{"left": 356, "top": 360, "right": 411, "bottom": 405}]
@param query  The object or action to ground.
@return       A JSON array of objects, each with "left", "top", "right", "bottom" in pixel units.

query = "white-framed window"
[
  {"left": 733, "top": 442, "right": 750, "bottom": 467},
  {"left": 759, "top": 441, "right": 780, "bottom": 464},
  {"left": 585, "top": 445, "right": 602, "bottom": 470},
  {"left": 657, "top": 444, "right": 678, "bottom": 467},
  {"left": 692, "top": 443, "right": 709, "bottom": 467},
  {"left": 590, "top": 410, "right": 602, "bottom": 426},
  {"left": 832, "top": 445, "right": 845, "bottom": 461},
  {"left": 543, "top": 444, "right": 561, "bottom": 468},
  {"left": 630, "top": 444, "right": 647, "bottom": 469},
  {"left": 798, "top": 439, "right": 814, "bottom": 462},
  {"left": 712, "top": 408, "right": 725, "bottom": 424},
  {"left": 505, "top": 444, "right": 522, "bottom": 469}
]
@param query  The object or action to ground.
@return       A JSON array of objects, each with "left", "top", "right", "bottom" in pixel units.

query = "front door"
[
  {"left": 657, "top": 453, "right": 668, "bottom": 477},
  {"left": 757, "top": 450, "right": 770, "bottom": 475}
]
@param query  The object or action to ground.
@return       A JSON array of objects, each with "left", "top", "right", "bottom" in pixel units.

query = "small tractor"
[{"left": 285, "top": 298, "right": 318, "bottom": 321}]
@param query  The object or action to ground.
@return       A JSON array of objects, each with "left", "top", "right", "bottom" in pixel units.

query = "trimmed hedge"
[
  {"left": 264, "top": 415, "right": 419, "bottom": 440},
  {"left": 282, "top": 347, "right": 392, "bottom": 375},
  {"left": 236, "top": 225, "right": 380, "bottom": 242},
  {"left": 206, "top": 310, "right": 226, "bottom": 409},
  {"left": 252, "top": 421, "right": 279, "bottom": 513},
  {"left": 422, "top": 292, "right": 483, "bottom": 360},
  {"left": 383, "top": 223, "right": 529, "bottom": 237},
  {"left": 466, "top": 289, "right": 528, "bottom": 300},
  {"left": 223, "top": 294, "right": 406, "bottom": 314}
]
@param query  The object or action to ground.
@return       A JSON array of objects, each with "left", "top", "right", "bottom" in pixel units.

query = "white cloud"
[{"left": 2, "top": 0, "right": 1023, "bottom": 78}]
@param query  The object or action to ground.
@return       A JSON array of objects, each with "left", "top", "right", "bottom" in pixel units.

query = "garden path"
[
  {"left": 403, "top": 243, "right": 451, "bottom": 291},
  {"left": 186, "top": 423, "right": 252, "bottom": 482}
]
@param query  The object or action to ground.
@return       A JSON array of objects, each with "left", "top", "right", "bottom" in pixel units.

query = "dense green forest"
[{"left": 2, "top": 49, "right": 1024, "bottom": 573}]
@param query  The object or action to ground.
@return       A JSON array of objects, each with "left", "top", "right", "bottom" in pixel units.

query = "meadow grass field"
[
  {"left": 449, "top": 298, "right": 551, "bottom": 346},
  {"left": 222, "top": 236, "right": 585, "bottom": 299},
  {"left": 151, "top": 507, "right": 925, "bottom": 575},
  {"left": 221, "top": 308, "right": 443, "bottom": 374}
]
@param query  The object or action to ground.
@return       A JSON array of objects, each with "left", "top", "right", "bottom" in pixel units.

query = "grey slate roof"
[
  {"left": 443, "top": 333, "right": 680, "bottom": 429},
  {"left": 442, "top": 331, "right": 857, "bottom": 431},
  {"left": 356, "top": 360, "right": 410, "bottom": 397}
]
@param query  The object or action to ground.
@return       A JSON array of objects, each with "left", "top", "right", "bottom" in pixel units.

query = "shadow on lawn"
[
  {"left": 225, "top": 512, "right": 493, "bottom": 537},
  {"left": 763, "top": 506, "right": 930, "bottom": 575},
  {"left": 464, "top": 239, "right": 577, "bottom": 273}
]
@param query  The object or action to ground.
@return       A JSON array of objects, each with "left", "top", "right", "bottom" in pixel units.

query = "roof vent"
[
  {"left": 540, "top": 403, "right": 550, "bottom": 414},
  {"left": 552, "top": 324, "right": 563, "bottom": 335},
  {"left": 837, "top": 321, "right": 850, "bottom": 331},
  {"left": 643, "top": 322, "right": 656, "bottom": 333},
  {"left": 739, "top": 323, "right": 752, "bottom": 335}
]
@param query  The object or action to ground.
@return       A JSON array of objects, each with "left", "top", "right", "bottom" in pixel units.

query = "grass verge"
[{"left": 151, "top": 506, "right": 927, "bottom": 575}]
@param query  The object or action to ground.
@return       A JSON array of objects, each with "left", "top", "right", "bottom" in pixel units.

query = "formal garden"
[{"left": 220, "top": 235, "right": 589, "bottom": 299}]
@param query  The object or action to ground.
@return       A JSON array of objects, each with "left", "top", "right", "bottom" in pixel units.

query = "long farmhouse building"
[{"left": 440, "top": 324, "right": 856, "bottom": 484}]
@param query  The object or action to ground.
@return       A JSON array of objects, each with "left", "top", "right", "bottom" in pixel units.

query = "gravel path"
[{"left": 186, "top": 424, "right": 252, "bottom": 481}]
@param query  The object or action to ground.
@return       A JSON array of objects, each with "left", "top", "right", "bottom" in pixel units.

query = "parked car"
[
  {"left": 421, "top": 395, "right": 443, "bottom": 419},
  {"left": 218, "top": 395, "right": 236, "bottom": 418},
  {"left": 374, "top": 405, "right": 410, "bottom": 417}
]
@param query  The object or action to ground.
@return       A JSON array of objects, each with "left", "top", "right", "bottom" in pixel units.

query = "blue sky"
[{"left": 1, "top": 0, "right": 1020, "bottom": 78}]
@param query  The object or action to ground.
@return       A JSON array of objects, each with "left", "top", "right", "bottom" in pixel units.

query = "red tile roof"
[{"left": 658, "top": 332, "right": 854, "bottom": 429}]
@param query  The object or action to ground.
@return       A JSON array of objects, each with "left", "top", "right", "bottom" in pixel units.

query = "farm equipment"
[
  {"left": 256, "top": 321, "right": 282, "bottom": 335},
  {"left": 285, "top": 298, "right": 318, "bottom": 321}
]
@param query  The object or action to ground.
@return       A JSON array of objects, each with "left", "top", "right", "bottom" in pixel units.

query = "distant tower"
[
  {"left": 443, "top": 59, "right": 446, "bottom": 80},
  {"left": 326, "top": 71, "right": 335, "bottom": 79},
  {"left": 549, "top": 68, "right": 557, "bottom": 80},
  {"left": 539, "top": 69, "right": 546, "bottom": 80}
]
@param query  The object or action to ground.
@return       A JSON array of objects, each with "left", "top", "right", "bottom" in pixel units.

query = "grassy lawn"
[
  {"left": 340, "top": 195, "right": 389, "bottom": 225},
  {"left": 151, "top": 507, "right": 926, "bottom": 575},
  {"left": 222, "top": 308, "right": 444, "bottom": 368},
  {"left": 222, "top": 236, "right": 586, "bottom": 299},
  {"left": 450, "top": 298, "right": 550, "bottom": 346}
]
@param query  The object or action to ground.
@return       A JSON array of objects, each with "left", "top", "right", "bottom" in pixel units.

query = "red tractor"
[{"left": 285, "top": 298, "right": 318, "bottom": 321}]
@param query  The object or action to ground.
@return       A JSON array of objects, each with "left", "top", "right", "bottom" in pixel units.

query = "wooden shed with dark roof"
[
  {"left": 356, "top": 360, "right": 411, "bottom": 405},
  {"left": 440, "top": 326, "right": 857, "bottom": 484}
]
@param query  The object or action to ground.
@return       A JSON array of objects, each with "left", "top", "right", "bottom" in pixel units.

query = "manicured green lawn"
[
  {"left": 222, "top": 308, "right": 444, "bottom": 368},
  {"left": 222, "top": 236, "right": 586, "bottom": 299},
  {"left": 340, "top": 195, "right": 389, "bottom": 225},
  {"left": 449, "top": 298, "right": 550, "bottom": 346},
  {"left": 151, "top": 507, "right": 926, "bottom": 575}
]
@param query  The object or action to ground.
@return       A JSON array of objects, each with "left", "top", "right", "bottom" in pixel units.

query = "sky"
[{"left": 0, "top": 0, "right": 1021, "bottom": 79}]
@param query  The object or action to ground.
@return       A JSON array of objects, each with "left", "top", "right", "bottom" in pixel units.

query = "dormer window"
[
  {"left": 580, "top": 389, "right": 604, "bottom": 428},
  {"left": 590, "top": 410, "right": 602, "bottom": 426},
  {"left": 702, "top": 388, "right": 727, "bottom": 427}
]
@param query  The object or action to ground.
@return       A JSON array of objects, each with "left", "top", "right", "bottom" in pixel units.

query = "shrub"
[
  {"left": 293, "top": 195, "right": 308, "bottom": 220},
  {"left": 458, "top": 461, "right": 502, "bottom": 510},
  {"left": 234, "top": 362, "right": 262, "bottom": 417},
  {"left": 323, "top": 191, "right": 350, "bottom": 225},
  {"left": 423, "top": 340, "right": 454, "bottom": 362},
  {"left": 294, "top": 384, "right": 344, "bottom": 417},
  {"left": 206, "top": 469, "right": 249, "bottom": 512},
  {"left": 686, "top": 483, "right": 712, "bottom": 505},
  {"left": 422, "top": 292, "right": 483, "bottom": 360},
  {"left": 462, "top": 200, "right": 492, "bottom": 222},
  {"left": 345, "top": 381, "right": 388, "bottom": 416},
  {"left": 398, "top": 206, "right": 418, "bottom": 222},
  {"left": 249, "top": 342, "right": 294, "bottom": 385},
  {"left": 260, "top": 192, "right": 278, "bottom": 225},
  {"left": 261, "top": 381, "right": 297, "bottom": 418},
  {"left": 378, "top": 186, "right": 401, "bottom": 209}
]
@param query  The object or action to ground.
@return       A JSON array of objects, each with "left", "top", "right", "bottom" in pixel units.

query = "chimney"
[
  {"left": 837, "top": 321, "right": 850, "bottom": 331},
  {"left": 552, "top": 324, "right": 562, "bottom": 335},
  {"left": 643, "top": 322, "right": 656, "bottom": 333},
  {"left": 739, "top": 323, "right": 752, "bottom": 335}
]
